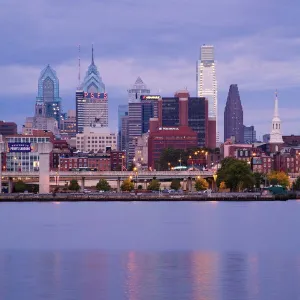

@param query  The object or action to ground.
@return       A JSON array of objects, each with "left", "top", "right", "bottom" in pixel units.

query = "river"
[{"left": 0, "top": 201, "right": 299, "bottom": 299}]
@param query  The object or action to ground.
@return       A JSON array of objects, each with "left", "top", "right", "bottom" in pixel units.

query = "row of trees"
[
  {"left": 54, "top": 177, "right": 211, "bottom": 192},
  {"left": 216, "top": 157, "right": 292, "bottom": 191}
]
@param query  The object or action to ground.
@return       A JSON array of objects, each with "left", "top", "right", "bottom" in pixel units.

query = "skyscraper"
[
  {"left": 269, "top": 91, "right": 283, "bottom": 152},
  {"left": 243, "top": 125, "right": 256, "bottom": 143},
  {"left": 196, "top": 45, "right": 217, "bottom": 143},
  {"left": 118, "top": 105, "right": 128, "bottom": 150},
  {"left": 224, "top": 84, "right": 244, "bottom": 143},
  {"left": 36, "top": 65, "right": 62, "bottom": 125},
  {"left": 127, "top": 77, "right": 151, "bottom": 164},
  {"left": 76, "top": 46, "right": 108, "bottom": 133}
]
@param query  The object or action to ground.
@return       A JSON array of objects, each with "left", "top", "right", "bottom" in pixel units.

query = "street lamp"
[{"left": 168, "top": 162, "right": 171, "bottom": 170}]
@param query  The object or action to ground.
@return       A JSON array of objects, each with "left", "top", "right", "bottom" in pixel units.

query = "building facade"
[
  {"left": 127, "top": 78, "right": 151, "bottom": 164},
  {"left": 196, "top": 45, "right": 217, "bottom": 143},
  {"left": 118, "top": 105, "right": 128, "bottom": 150},
  {"left": 36, "top": 65, "right": 62, "bottom": 126},
  {"left": 5, "top": 131, "right": 54, "bottom": 172},
  {"left": 76, "top": 124, "right": 117, "bottom": 153},
  {"left": 76, "top": 47, "right": 107, "bottom": 133},
  {"left": 224, "top": 84, "right": 244, "bottom": 143},
  {"left": 0, "top": 121, "right": 17, "bottom": 136},
  {"left": 243, "top": 125, "right": 256, "bottom": 144},
  {"left": 60, "top": 110, "right": 77, "bottom": 139}
]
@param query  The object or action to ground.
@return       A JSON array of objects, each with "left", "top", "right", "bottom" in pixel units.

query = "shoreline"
[{"left": 0, "top": 194, "right": 296, "bottom": 202}]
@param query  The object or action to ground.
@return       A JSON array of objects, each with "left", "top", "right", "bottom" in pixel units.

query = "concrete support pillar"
[
  {"left": 187, "top": 178, "right": 192, "bottom": 192},
  {"left": 81, "top": 177, "right": 85, "bottom": 192},
  {"left": 8, "top": 178, "right": 13, "bottom": 194},
  {"left": 117, "top": 177, "right": 121, "bottom": 193},
  {"left": 38, "top": 143, "right": 53, "bottom": 194},
  {"left": 183, "top": 178, "right": 187, "bottom": 191}
]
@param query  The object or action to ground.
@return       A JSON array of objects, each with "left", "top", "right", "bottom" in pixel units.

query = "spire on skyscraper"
[{"left": 92, "top": 44, "right": 94, "bottom": 65}]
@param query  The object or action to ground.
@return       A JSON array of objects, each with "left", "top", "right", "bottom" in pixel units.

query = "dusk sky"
[{"left": 1, "top": 0, "right": 300, "bottom": 140}]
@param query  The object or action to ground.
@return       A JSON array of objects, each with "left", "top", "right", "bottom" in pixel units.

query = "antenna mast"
[{"left": 78, "top": 44, "right": 81, "bottom": 89}]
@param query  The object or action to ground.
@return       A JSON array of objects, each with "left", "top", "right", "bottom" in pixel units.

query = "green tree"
[
  {"left": 292, "top": 176, "right": 300, "bottom": 190},
  {"left": 96, "top": 178, "right": 111, "bottom": 191},
  {"left": 147, "top": 179, "right": 161, "bottom": 191},
  {"left": 195, "top": 177, "right": 209, "bottom": 191},
  {"left": 121, "top": 179, "right": 134, "bottom": 191},
  {"left": 14, "top": 180, "right": 27, "bottom": 193},
  {"left": 170, "top": 179, "right": 181, "bottom": 190},
  {"left": 68, "top": 179, "right": 80, "bottom": 191},
  {"left": 216, "top": 158, "right": 255, "bottom": 192},
  {"left": 253, "top": 172, "right": 264, "bottom": 188},
  {"left": 268, "top": 171, "right": 290, "bottom": 188}
]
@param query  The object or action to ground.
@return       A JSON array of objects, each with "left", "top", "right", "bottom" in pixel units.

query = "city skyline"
[{"left": 1, "top": 1, "right": 300, "bottom": 140}]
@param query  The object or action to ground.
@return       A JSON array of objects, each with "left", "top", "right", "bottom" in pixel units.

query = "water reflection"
[{"left": 0, "top": 251, "right": 300, "bottom": 299}]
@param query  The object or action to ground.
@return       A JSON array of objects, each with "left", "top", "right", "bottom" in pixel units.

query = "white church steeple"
[{"left": 269, "top": 90, "right": 283, "bottom": 145}]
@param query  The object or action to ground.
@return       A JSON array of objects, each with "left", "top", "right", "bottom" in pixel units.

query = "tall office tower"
[
  {"left": 224, "top": 84, "right": 244, "bottom": 143},
  {"left": 128, "top": 77, "right": 150, "bottom": 102},
  {"left": 120, "top": 115, "right": 129, "bottom": 154},
  {"left": 36, "top": 65, "right": 62, "bottom": 125},
  {"left": 269, "top": 91, "right": 283, "bottom": 152},
  {"left": 118, "top": 105, "right": 128, "bottom": 150},
  {"left": 161, "top": 91, "right": 209, "bottom": 147},
  {"left": 196, "top": 45, "right": 217, "bottom": 143},
  {"left": 127, "top": 77, "right": 151, "bottom": 164},
  {"left": 76, "top": 46, "right": 108, "bottom": 133},
  {"left": 243, "top": 125, "right": 256, "bottom": 143}
]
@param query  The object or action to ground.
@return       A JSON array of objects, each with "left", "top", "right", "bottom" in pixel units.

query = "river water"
[{"left": 0, "top": 201, "right": 300, "bottom": 299}]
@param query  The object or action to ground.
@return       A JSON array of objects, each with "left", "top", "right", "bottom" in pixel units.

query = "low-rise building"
[{"left": 76, "top": 122, "right": 117, "bottom": 153}]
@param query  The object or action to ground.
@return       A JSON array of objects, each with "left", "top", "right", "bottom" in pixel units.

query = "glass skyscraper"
[
  {"left": 36, "top": 65, "right": 62, "bottom": 125},
  {"left": 118, "top": 105, "right": 128, "bottom": 150},
  {"left": 224, "top": 84, "right": 244, "bottom": 143},
  {"left": 196, "top": 45, "right": 217, "bottom": 141}
]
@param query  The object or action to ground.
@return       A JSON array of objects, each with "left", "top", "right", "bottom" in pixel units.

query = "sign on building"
[{"left": 8, "top": 143, "right": 31, "bottom": 152}]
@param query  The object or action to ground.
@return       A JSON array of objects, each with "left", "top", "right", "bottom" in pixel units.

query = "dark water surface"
[{"left": 0, "top": 201, "right": 300, "bottom": 299}]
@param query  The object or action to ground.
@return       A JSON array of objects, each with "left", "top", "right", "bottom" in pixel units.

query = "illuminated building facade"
[
  {"left": 36, "top": 65, "right": 62, "bottom": 126},
  {"left": 76, "top": 47, "right": 108, "bottom": 133},
  {"left": 196, "top": 45, "right": 217, "bottom": 143}
]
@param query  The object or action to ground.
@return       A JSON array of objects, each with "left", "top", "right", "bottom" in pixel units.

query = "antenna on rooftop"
[{"left": 78, "top": 44, "right": 81, "bottom": 89}]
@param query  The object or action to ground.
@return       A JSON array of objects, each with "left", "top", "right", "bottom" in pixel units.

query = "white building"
[
  {"left": 76, "top": 123, "right": 117, "bottom": 153},
  {"left": 269, "top": 91, "right": 283, "bottom": 151},
  {"left": 196, "top": 45, "right": 218, "bottom": 139}
]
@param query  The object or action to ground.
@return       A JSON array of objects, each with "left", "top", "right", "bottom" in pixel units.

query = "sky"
[{"left": 1, "top": 0, "right": 300, "bottom": 141}]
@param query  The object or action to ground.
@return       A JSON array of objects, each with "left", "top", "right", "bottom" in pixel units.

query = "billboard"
[
  {"left": 140, "top": 95, "right": 161, "bottom": 100},
  {"left": 84, "top": 92, "right": 108, "bottom": 99},
  {"left": 8, "top": 143, "right": 31, "bottom": 153}
]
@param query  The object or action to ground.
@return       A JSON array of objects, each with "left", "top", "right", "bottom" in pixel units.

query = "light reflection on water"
[
  {"left": 0, "top": 202, "right": 300, "bottom": 299},
  {"left": 0, "top": 250, "right": 299, "bottom": 299}
]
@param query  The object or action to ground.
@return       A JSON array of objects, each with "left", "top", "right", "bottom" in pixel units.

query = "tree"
[
  {"left": 137, "top": 184, "right": 143, "bottom": 190},
  {"left": 121, "top": 179, "right": 134, "bottom": 191},
  {"left": 170, "top": 179, "right": 181, "bottom": 190},
  {"left": 147, "top": 179, "right": 161, "bottom": 191},
  {"left": 14, "top": 180, "right": 27, "bottom": 193},
  {"left": 219, "top": 181, "right": 227, "bottom": 190},
  {"left": 268, "top": 171, "right": 290, "bottom": 188},
  {"left": 68, "top": 179, "right": 80, "bottom": 191},
  {"left": 253, "top": 172, "right": 264, "bottom": 188},
  {"left": 216, "top": 158, "right": 255, "bottom": 192},
  {"left": 96, "top": 178, "right": 111, "bottom": 191},
  {"left": 195, "top": 177, "right": 209, "bottom": 191},
  {"left": 292, "top": 176, "right": 300, "bottom": 190}
]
